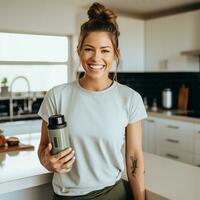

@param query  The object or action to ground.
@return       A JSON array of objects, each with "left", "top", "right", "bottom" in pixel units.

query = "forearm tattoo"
[{"left": 130, "top": 156, "right": 137, "bottom": 176}]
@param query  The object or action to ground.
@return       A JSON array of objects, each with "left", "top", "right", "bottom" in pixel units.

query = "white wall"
[
  {"left": 145, "top": 10, "right": 200, "bottom": 71},
  {"left": 0, "top": 0, "right": 77, "bottom": 35}
]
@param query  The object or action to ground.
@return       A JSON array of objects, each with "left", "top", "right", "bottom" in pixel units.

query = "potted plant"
[{"left": 1, "top": 77, "right": 9, "bottom": 97}]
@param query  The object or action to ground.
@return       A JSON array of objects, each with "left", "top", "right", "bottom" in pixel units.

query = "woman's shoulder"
[
  {"left": 116, "top": 81, "right": 140, "bottom": 97},
  {"left": 47, "top": 81, "right": 76, "bottom": 96}
]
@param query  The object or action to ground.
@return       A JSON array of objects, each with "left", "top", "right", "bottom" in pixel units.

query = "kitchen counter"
[
  {"left": 0, "top": 133, "right": 200, "bottom": 200},
  {"left": 148, "top": 110, "right": 200, "bottom": 123},
  {"left": 0, "top": 133, "right": 52, "bottom": 195},
  {"left": 0, "top": 114, "right": 40, "bottom": 123}
]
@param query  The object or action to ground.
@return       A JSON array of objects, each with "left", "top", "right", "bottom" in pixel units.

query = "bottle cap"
[{"left": 48, "top": 114, "right": 67, "bottom": 129}]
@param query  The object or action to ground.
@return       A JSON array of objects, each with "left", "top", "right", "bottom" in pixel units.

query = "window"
[{"left": 0, "top": 32, "right": 69, "bottom": 92}]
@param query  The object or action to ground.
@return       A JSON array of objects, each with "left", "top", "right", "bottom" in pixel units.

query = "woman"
[{"left": 38, "top": 2, "right": 147, "bottom": 200}]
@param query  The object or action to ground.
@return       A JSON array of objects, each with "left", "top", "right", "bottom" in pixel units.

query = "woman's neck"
[{"left": 79, "top": 76, "right": 113, "bottom": 91}]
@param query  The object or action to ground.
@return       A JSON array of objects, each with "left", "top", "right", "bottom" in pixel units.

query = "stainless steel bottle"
[
  {"left": 162, "top": 88, "right": 173, "bottom": 109},
  {"left": 48, "top": 114, "right": 70, "bottom": 155}
]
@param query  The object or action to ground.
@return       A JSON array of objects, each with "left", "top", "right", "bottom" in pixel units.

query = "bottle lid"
[{"left": 48, "top": 114, "right": 67, "bottom": 129}]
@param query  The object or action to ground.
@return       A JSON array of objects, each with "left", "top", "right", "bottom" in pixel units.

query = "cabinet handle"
[
  {"left": 198, "top": 131, "right": 200, "bottom": 134},
  {"left": 167, "top": 125, "right": 179, "bottom": 129},
  {"left": 197, "top": 165, "right": 200, "bottom": 167},
  {"left": 166, "top": 153, "right": 179, "bottom": 159},
  {"left": 166, "top": 138, "right": 179, "bottom": 143},
  {"left": 147, "top": 119, "right": 155, "bottom": 123}
]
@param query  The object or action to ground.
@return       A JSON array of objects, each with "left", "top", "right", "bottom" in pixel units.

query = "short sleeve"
[
  {"left": 128, "top": 91, "right": 147, "bottom": 123},
  {"left": 38, "top": 89, "right": 57, "bottom": 123}
]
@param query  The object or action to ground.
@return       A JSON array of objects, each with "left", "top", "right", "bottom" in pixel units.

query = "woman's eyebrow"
[{"left": 83, "top": 44, "right": 112, "bottom": 49}]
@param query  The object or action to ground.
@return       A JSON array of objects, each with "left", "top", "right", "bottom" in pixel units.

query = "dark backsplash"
[{"left": 114, "top": 72, "right": 200, "bottom": 111}]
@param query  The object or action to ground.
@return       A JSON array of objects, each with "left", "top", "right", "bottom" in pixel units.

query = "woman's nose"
[{"left": 91, "top": 50, "right": 101, "bottom": 61}]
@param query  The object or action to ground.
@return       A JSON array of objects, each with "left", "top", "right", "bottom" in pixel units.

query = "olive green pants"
[{"left": 53, "top": 179, "right": 133, "bottom": 200}]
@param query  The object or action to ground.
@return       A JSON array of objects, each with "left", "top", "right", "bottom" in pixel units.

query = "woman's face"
[{"left": 79, "top": 32, "right": 115, "bottom": 81}]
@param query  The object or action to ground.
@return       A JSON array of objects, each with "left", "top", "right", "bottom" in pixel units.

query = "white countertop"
[
  {"left": 144, "top": 152, "right": 200, "bottom": 200},
  {"left": 148, "top": 111, "right": 200, "bottom": 123},
  {"left": 0, "top": 133, "right": 52, "bottom": 194},
  {"left": 0, "top": 133, "right": 200, "bottom": 200}
]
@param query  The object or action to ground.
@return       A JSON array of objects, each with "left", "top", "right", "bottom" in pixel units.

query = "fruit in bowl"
[
  {"left": 0, "top": 134, "right": 6, "bottom": 147},
  {"left": 6, "top": 137, "right": 20, "bottom": 146}
]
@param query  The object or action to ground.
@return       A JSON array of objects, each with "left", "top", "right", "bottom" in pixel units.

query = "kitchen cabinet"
[
  {"left": 142, "top": 117, "right": 157, "bottom": 154},
  {"left": 116, "top": 16, "right": 145, "bottom": 72},
  {"left": 143, "top": 115, "right": 197, "bottom": 165},
  {"left": 194, "top": 124, "right": 200, "bottom": 167},
  {"left": 145, "top": 10, "right": 200, "bottom": 72},
  {"left": 194, "top": 124, "right": 200, "bottom": 154},
  {"left": 156, "top": 118, "right": 194, "bottom": 164},
  {"left": 0, "top": 184, "right": 53, "bottom": 200},
  {"left": 194, "top": 155, "right": 200, "bottom": 168}
]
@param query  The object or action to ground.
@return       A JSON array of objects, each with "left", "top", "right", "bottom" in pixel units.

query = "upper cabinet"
[
  {"left": 145, "top": 10, "right": 200, "bottom": 72},
  {"left": 117, "top": 16, "right": 145, "bottom": 72}
]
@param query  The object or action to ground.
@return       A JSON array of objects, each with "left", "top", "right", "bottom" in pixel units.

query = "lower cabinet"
[
  {"left": 143, "top": 115, "right": 198, "bottom": 166},
  {"left": 159, "top": 146, "right": 194, "bottom": 164},
  {"left": 194, "top": 124, "right": 200, "bottom": 167},
  {"left": 194, "top": 154, "right": 200, "bottom": 167},
  {"left": 156, "top": 118, "right": 194, "bottom": 164}
]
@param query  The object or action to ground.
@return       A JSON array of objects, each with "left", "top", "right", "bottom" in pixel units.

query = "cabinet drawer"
[
  {"left": 194, "top": 154, "right": 200, "bottom": 167},
  {"left": 194, "top": 124, "right": 200, "bottom": 154},
  {"left": 157, "top": 120, "right": 194, "bottom": 153},
  {"left": 159, "top": 146, "right": 194, "bottom": 164},
  {"left": 159, "top": 132, "right": 194, "bottom": 153}
]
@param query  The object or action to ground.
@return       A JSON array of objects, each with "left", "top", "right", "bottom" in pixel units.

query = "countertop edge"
[
  {"left": 147, "top": 111, "right": 200, "bottom": 123},
  {"left": 0, "top": 172, "right": 53, "bottom": 194}
]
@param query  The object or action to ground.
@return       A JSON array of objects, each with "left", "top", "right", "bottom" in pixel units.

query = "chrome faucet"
[{"left": 9, "top": 76, "right": 32, "bottom": 119}]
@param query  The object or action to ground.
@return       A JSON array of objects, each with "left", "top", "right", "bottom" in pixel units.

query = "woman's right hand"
[{"left": 42, "top": 143, "right": 76, "bottom": 173}]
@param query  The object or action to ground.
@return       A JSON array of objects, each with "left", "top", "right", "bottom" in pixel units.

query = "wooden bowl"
[{"left": 6, "top": 137, "right": 20, "bottom": 146}]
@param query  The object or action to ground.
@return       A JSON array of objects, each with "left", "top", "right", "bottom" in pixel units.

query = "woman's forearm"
[{"left": 126, "top": 152, "right": 145, "bottom": 200}]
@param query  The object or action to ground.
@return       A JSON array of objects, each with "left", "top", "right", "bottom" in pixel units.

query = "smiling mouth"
[{"left": 88, "top": 64, "right": 105, "bottom": 71}]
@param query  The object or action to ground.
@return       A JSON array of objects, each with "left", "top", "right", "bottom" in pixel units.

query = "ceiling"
[{"left": 68, "top": 0, "right": 200, "bottom": 18}]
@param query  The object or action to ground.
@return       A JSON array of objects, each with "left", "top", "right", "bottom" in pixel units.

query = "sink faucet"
[{"left": 9, "top": 76, "right": 32, "bottom": 119}]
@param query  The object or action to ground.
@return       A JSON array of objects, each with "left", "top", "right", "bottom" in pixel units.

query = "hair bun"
[{"left": 88, "top": 2, "right": 117, "bottom": 25}]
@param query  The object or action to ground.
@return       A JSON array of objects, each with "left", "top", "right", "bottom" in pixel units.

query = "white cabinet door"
[
  {"left": 159, "top": 146, "right": 194, "bottom": 164},
  {"left": 155, "top": 118, "right": 194, "bottom": 165},
  {"left": 142, "top": 117, "right": 157, "bottom": 154},
  {"left": 145, "top": 11, "right": 200, "bottom": 72},
  {"left": 194, "top": 154, "right": 200, "bottom": 168},
  {"left": 156, "top": 119, "right": 194, "bottom": 154},
  {"left": 114, "top": 16, "right": 145, "bottom": 72},
  {"left": 194, "top": 124, "right": 200, "bottom": 155}
]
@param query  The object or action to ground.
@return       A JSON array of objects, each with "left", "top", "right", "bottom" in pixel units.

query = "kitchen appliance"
[
  {"left": 162, "top": 88, "right": 173, "bottom": 110},
  {"left": 48, "top": 114, "right": 70, "bottom": 156}
]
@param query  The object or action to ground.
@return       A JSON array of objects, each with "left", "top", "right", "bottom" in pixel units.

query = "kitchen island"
[{"left": 0, "top": 133, "right": 200, "bottom": 200}]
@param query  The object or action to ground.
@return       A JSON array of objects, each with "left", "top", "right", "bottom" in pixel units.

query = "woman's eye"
[
  {"left": 84, "top": 48, "right": 93, "bottom": 52},
  {"left": 102, "top": 50, "right": 110, "bottom": 53}
]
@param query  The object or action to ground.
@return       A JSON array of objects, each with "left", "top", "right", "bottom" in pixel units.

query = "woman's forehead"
[{"left": 83, "top": 32, "right": 113, "bottom": 47}]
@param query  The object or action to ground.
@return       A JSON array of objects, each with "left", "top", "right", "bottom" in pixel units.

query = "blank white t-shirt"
[{"left": 38, "top": 79, "right": 147, "bottom": 196}]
